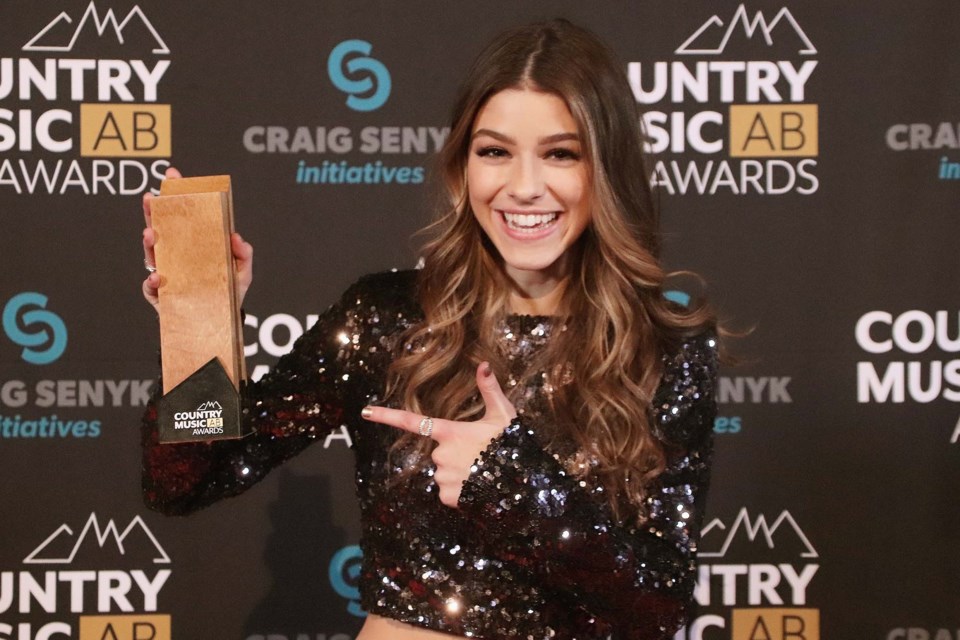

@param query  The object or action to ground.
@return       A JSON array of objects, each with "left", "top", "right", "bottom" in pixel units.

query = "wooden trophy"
[{"left": 150, "top": 175, "right": 248, "bottom": 443}]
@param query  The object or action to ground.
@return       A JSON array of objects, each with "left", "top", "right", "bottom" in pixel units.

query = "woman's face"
[{"left": 466, "top": 88, "right": 592, "bottom": 284}]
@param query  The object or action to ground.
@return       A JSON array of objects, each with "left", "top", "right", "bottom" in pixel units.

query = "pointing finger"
[
  {"left": 361, "top": 405, "right": 446, "bottom": 440},
  {"left": 476, "top": 362, "right": 517, "bottom": 422}
]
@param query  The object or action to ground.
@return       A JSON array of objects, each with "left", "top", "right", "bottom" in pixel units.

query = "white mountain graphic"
[
  {"left": 699, "top": 507, "right": 818, "bottom": 558},
  {"left": 24, "top": 513, "right": 171, "bottom": 564},
  {"left": 676, "top": 5, "right": 816, "bottom": 56},
  {"left": 23, "top": 2, "right": 170, "bottom": 54},
  {"left": 197, "top": 401, "right": 223, "bottom": 411}
]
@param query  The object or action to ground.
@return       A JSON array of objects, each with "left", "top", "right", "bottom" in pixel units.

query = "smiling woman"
[
  {"left": 467, "top": 89, "right": 592, "bottom": 313},
  {"left": 140, "top": 18, "right": 719, "bottom": 640}
]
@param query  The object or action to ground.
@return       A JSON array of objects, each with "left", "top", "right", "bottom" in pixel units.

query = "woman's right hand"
[{"left": 141, "top": 167, "right": 254, "bottom": 313}]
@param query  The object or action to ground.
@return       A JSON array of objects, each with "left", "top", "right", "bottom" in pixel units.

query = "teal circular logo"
[
  {"left": 327, "top": 40, "right": 391, "bottom": 112},
  {"left": 328, "top": 544, "right": 364, "bottom": 617},
  {"left": 3, "top": 292, "right": 68, "bottom": 365}
]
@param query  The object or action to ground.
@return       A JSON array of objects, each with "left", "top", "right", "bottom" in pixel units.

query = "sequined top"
[{"left": 141, "top": 269, "right": 718, "bottom": 639}]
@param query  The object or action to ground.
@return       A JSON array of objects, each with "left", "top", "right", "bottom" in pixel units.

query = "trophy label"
[{"left": 158, "top": 358, "right": 247, "bottom": 443}]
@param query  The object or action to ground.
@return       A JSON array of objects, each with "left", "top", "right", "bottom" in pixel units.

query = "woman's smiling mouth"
[{"left": 498, "top": 210, "right": 559, "bottom": 235}]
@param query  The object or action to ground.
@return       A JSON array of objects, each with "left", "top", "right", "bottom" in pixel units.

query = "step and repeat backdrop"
[{"left": 1, "top": 1, "right": 957, "bottom": 639}]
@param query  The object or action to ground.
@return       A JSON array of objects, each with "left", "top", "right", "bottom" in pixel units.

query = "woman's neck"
[{"left": 505, "top": 265, "right": 569, "bottom": 316}]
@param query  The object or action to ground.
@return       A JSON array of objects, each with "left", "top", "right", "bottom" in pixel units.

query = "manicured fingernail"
[
  {"left": 481, "top": 362, "right": 492, "bottom": 377},
  {"left": 361, "top": 406, "right": 373, "bottom": 419}
]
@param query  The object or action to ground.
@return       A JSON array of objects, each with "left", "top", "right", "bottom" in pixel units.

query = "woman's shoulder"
[
  {"left": 660, "top": 329, "right": 719, "bottom": 376},
  {"left": 339, "top": 268, "right": 421, "bottom": 315},
  {"left": 652, "top": 328, "right": 719, "bottom": 445}
]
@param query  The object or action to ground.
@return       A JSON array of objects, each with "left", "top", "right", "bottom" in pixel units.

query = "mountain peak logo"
[
  {"left": 23, "top": 1, "right": 170, "bottom": 54},
  {"left": 196, "top": 400, "right": 223, "bottom": 412},
  {"left": 676, "top": 4, "right": 816, "bottom": 56},
  {"left": 24, "top": 513, "right": 171, "bottom": 565},
  {"left": 700, "top": 507, "right": 818, "bottom": 558}
]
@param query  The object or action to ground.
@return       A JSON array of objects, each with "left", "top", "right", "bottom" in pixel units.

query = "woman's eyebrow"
[
  {"left": 471, "top": 128, "right": 513, "bottom": 143},
  {"left": 539, "top": 132, "right": 580, "bottom": 144},
  {"left": 471, "top": 129, "right": 580, "bottom": 145}
]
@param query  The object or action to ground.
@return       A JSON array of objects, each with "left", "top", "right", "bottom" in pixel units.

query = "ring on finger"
[
  {"left": 144, "top": 259, "right": 157, "bottom": 273},
  {"left": 417, "top": 416, "right": 434, "bottom": 437}
]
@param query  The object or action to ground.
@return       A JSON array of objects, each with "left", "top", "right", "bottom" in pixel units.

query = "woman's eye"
[
  {"left": 476, "top": 146, "right": 508, "bottom": 158},
  {"left": 547, "top": 148, "right": 581, "bottom": 161}
]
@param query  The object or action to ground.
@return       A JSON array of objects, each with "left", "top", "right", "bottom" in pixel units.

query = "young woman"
[{"left": 141, "top": 19, "right": 718, "bottom": 640}]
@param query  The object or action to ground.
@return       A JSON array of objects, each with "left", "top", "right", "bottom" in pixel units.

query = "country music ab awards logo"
[
  {"left": 172, "top": 400, "right": 225, "bottom": 436},
  {"left": 0, "top": 2, "right": 173, "bottom": 196},
  {"left": 678, "top": 508, "right": 820, "bottom": 640},
  {"left": 856, "top": 309, "right": 960, "bottom": 443},
  {"left": 2, "top": 513, "right": 172, "bottom": 639},
  {"left": 633, "top": 5, "right": 820, "bottom": 196}
]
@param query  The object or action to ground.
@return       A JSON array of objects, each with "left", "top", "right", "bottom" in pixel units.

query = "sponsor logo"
[
  {"left": 718, "top": 376, "right": 792, "bottom": 403},
  {"left": 243, "top": 41, "right": 445, "bottom": 187},
  {"left": 2, "top": 513, "right": 172, "bottom": 639},
  {"left": 855, "top": 310, "right": 960, "bottom": 443},
  {"left": 676, "top": 508, "right": 820, "bottom": 640},
  {"left": 328, "top": 40, "right": 391, "bottom": 112},
  {"left": 887, "top": 629, "right": 960, "bottom": 640},
  {"left": 3, "top": 292, "right": 67, "bottom": 365},
  {"left": 713, "top": 375, "right": 792, "bottom": 436},
  {"left": 0, "top": 291, "right": 149, "bottom": 440},
  {"left": 0, "top": 377, "right": 151, "bottom": 440},
  {"left": 0, "top": 1, "right": 172, "bottom": 196},
  {"left": 172, "top": 400, "right": 224, "bottom": 436},
  {"left": 885, "top": 122, "right": 960, "bottom": 181},
  {"left": 329, "top": 545, "right": 364, "bottom": 618},
  {"left": 631, "top": 4, "right": 819, "bottom": 196}
]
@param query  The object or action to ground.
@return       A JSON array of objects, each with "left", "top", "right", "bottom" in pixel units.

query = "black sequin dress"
[{"left": 142, "top": 269, "right": 718, "bottom": 639}]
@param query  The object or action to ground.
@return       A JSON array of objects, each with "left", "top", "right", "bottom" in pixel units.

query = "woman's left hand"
[{"left": 362, "top": 362, "right": 517, "bottom": 508}]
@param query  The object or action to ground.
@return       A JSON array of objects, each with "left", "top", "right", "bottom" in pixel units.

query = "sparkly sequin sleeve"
[
  {"left": 141, "top": 270, "right": 418, "bottom": 516},
  {"left": 457, "top": 333, "right": 718, "bottom": 638}
]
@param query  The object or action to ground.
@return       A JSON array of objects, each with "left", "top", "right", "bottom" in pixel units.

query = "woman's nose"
[{"left": 506, "top": 157, "right": 544, "bottom": 202}]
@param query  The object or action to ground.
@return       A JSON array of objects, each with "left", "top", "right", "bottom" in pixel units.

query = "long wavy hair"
[{"left": 386, "top": 19, "right": 715, "bottom": 520}]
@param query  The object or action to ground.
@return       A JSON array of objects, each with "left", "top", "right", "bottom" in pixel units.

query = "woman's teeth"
[{"left": 502, "top": 211, "right": 557, "bottom": 232}]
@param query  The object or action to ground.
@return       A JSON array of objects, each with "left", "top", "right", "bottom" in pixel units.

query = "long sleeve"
[
  {"left": 457, "top": 332, "right": 718, "bottom": 638},
  {"left": 141, "top": 270, "right": 419, "bottom": 516}
]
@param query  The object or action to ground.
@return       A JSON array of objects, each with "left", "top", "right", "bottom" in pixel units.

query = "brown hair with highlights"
[{"left": 387, "top": 19, "right": 716, "bottom": 520}]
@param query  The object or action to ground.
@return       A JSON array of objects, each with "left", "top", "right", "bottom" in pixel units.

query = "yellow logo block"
[
  {"left": 729, "top": 105, "right": 818, "bottom": 157},
  {"left": 79, "top": 614, "right": 171, "bottom": 640},
  {"left": 731, "top": 608, "right": 820, "bottom": 640},
  {"left": 80, "top": 104, "right": 171, "bottom": 157}
]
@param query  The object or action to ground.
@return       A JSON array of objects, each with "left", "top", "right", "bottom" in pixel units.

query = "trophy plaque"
[{"left": 150, "top": 175, "right": 248, "bottom": 443}]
